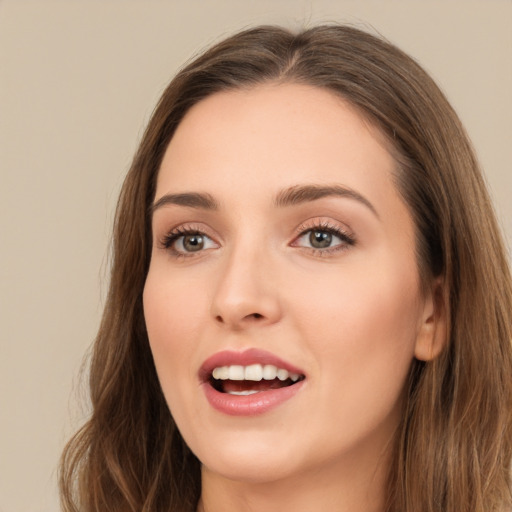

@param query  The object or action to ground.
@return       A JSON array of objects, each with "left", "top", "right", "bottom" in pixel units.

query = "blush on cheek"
[{"left": 145, "top": 271, "right": 204, "bottom": 335}]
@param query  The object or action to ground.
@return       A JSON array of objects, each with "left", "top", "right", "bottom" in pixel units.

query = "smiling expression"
[{"left": 143, "top": 83, "right": 436, "bottom": 485}]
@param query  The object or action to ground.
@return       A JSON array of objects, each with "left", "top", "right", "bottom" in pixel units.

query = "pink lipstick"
[{"left": 200, "top": 348, "right": 306, "bottom": 416}]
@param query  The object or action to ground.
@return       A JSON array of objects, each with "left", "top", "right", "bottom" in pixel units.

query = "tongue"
[{"left": 221, "top": 378, "right": 290, "bottom": 394}]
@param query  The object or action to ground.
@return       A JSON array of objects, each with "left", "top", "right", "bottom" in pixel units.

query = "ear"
[{"left": 414, "top": 277, "right": 448, "bottom": 362}]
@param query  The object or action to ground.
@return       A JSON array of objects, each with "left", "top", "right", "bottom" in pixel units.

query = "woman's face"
[{"left": 144, "top": 83, "right": 436, "bottom": 484}]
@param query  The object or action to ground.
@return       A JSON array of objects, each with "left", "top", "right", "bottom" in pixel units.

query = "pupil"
[
  {"left": 183, "top": 234, "right": 204, "bottom": 252},
  {"left": 310, "top": 230, "right": 332, "bottom": 248}
]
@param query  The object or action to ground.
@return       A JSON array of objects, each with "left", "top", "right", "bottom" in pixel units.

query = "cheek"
[
  {"left": 142, "top": 268, "right": 209, "bottom": 407},
  {"left": 290, "top": 259, "right": 421, "bottom": 417},
  {"left": 143, "top": 263, "right": 211, "bottom": 345},
  {"left": 293, "top": 255, "right": 421, "bottom": 345}
]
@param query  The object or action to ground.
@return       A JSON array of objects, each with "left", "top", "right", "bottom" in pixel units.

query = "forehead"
[{"left": 156, "top": 83, "right": 399, "bottom": 208}]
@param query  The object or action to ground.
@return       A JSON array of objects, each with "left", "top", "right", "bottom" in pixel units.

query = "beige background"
[{"left": 0, "top": 1, "right": 510, "bottom": 510}]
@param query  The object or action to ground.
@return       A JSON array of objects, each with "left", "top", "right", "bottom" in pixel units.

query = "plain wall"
[{"left": 0, "top": 1, "right": 510, "bottom": 510}]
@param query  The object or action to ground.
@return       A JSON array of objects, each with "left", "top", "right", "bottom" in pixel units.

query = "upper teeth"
[{"left": 212, "top": 364, "right": 301, "bottom": 382}]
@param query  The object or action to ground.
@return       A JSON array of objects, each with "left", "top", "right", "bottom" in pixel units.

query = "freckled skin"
[{"left": 143, "top": 84, "right": 438, "bottom": 512}]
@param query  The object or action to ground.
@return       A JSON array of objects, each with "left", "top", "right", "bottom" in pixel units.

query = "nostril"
[
  {"left": 212, "top": 310, "right": 269, "bottom": 326},
  {"left": 213, "top": 313, "right": 262, "bottom": 323}
]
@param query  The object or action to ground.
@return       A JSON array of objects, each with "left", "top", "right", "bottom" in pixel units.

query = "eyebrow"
[
  {"left": 151, "top": 183, "right": 378, "bottom": 217},
  {"left": 274, "top": 184, "right": 379, "bottom": 217},
  {"left": 151, "top": 192, "right": 219, "bottom": 213}
]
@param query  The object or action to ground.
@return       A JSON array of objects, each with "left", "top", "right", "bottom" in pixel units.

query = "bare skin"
[{"left": 144, "top": 83, "right": 445, "bottom": 512}]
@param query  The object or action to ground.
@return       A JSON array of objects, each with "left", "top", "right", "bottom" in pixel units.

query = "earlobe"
[{"left": 414, "top": 277, "right": 448, "bottom": 362}]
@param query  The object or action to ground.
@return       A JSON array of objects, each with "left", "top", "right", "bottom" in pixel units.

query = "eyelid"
[
  {"left": 293, "top": 218, "right": 355, "bottom": 240},
  {"left": 158, "top": 222, "right": 220, "bottom": 253},
  {"left": 156, "top": 218, "right": 355, "bottom": 258},
  {"left": 290, "top": 218, "right": 356, "bottom": 253}
]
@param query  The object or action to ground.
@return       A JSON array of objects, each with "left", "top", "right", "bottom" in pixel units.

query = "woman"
[{"left": 60, "top": 25, "right": 512, "bottom": 512}]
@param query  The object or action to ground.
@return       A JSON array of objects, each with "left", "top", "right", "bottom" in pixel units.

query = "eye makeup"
[
  {"left": 156, "top": 215, "right": 356, "bottom": 261},
  {"left": 291, "top": 218, "right": 356, "bottom": 257}
]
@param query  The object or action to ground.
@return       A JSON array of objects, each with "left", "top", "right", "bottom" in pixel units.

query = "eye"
[
  {"left": 161, "top": 228, "right": 218, "bottom": 255},
  {"left": 292, "top": 222, "right": 355, "bottom": 254},
  {"left": 175, "top": 233, "right": 215, "bottom": 253},
  {"left": 306, "top": 230, "right": 336, "bottom": 249}
]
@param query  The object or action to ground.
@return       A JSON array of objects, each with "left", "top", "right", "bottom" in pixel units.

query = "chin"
[
  {"left": 202, "top": 457, "right": 299, "bottom": 485},
  {"left": 191, "top": 431, "right": 303, "bottom": 484}
]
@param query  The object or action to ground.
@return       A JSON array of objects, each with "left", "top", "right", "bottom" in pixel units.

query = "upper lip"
[{"left": 199, "top": 348, "right": 305, "bottom": 382}]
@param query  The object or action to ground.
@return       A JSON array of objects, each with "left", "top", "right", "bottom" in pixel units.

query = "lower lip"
[{"left": 202, "top": 380, "right": 305, "bottom": 416}]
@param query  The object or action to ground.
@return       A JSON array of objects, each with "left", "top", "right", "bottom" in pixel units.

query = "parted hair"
[{"left": 59, "top": 25, "right": 512, "bottom": 512}]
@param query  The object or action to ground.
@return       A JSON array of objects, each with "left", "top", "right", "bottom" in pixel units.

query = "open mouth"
[{"left": 209, "top": 364, "right": 305, "bottom": 396}]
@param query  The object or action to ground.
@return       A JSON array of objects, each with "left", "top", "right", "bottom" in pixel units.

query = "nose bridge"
[{"left": 211, "top": 234, "right": 281, "bottom": 328}]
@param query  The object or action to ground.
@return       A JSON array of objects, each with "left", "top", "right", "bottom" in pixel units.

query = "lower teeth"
[{"left": 227, "top": 390, "right": 260, "bottom": 396}]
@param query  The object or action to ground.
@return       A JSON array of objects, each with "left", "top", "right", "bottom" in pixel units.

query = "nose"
[{"left": 210, "top": 244, "right": 282, "bottom": 330}]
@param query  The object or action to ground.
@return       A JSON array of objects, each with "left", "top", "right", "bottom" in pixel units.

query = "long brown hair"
[{"left": 60, "top": 25, "right": 512, "bottom": 511}]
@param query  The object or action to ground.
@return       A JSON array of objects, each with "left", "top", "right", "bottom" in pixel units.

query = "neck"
[{"left": 197, "top": 447, "right": 390, "bottom": 512}]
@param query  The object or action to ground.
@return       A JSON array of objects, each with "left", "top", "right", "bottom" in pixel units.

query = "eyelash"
[
  {"left": 160, "top": 225, "right": 213, "bottom": 258},
  {"left": 159, "top": 221, "right": 356, "bottom": 258},
  {"left": 293, "top": 221, "right": 356, "bottom": 256}
]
